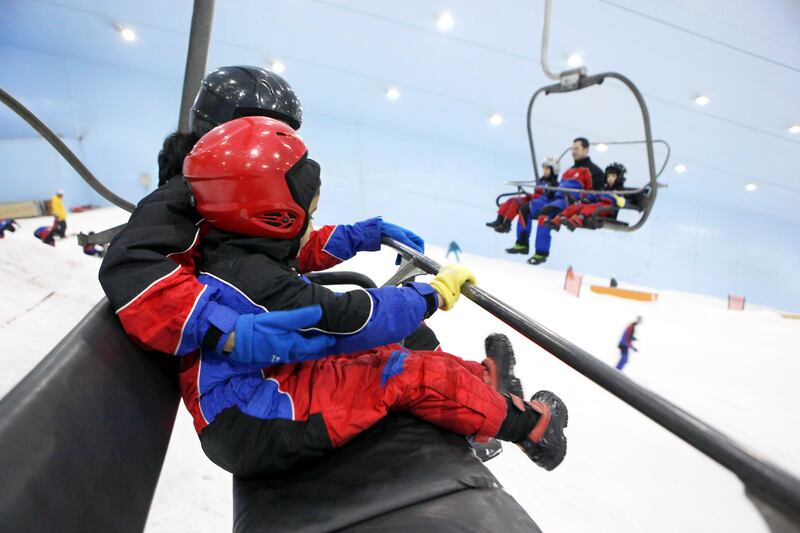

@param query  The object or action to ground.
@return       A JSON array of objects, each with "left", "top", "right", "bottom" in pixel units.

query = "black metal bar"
[
  {"left": 382, "top": 236, "right": 800, "bottom": 525},
  {"left": 305, "top": 271, "right": 377, "bottom": 289},
  {"left": 0, "top": 88, "right": 135, "bottom": 212},
  {"left": 178, "top": 0, "right": 215, "bottom": 133}
]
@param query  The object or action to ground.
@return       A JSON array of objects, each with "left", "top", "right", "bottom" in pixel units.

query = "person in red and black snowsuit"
[
  {"left": 99, "top": 66, "right": 431, "bottom": 362},
  {"left": 0, "top": 219, "right": 18, "bottom": 238},
  {"left": 33, "top": 220, "right": 58, "bottom": 246},
  {"left": 616, "top": 316, "right": 642, "bottom": 371},
  {"left": 176, "top": 116, "right": 569, "bottom": 476},
  {"left": 486, "top": 158, "right": 560, "bottom": 234},
  {"left": 552, "top": 162, "right": 628, "bottom": 231}
]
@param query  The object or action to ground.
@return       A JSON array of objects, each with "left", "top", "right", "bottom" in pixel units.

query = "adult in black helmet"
[
  {"left": 158, "top": 66, "right": 302, "bottom": 186},
  {"left": 100, "top": 65, "right": 429, "bottom": 366}
]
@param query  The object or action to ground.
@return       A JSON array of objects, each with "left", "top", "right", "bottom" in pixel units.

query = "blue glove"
[
  {"left": 229, "top": 305, "right": 335, "bottom": 364},
  {"left": 380, "top": 220, "right": 425, "bottom": 264}
]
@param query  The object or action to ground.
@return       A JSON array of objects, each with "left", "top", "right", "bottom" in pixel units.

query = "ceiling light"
[
  {"left": 489, "top": 113, "right": 503, "bottom": 126},
  {"left": 271, "top": 61, "right": 285, "bottom": 74},
  {"left": 596, "top": 143, "right": 608, "bottom": 152},
  {"left": 745, "top": 183, "right": 757, "bottom": 192},
  {"left": 789, "top": 124, "right": 800, "bottom": 134},
  {"left": 437, "top": 11, "right": 454, "bottom": 31},
  {"left": 119, "top": 27, "right": 136, "bottom": 41},
  {"left": 694, "top": 95, "right": 710, "bottom": 106},
  {"left": 674, "top": 164, "right": 687, "bottom": 173},
  {"left": 386, "top": 88, "right": 400, "bottom": 101},
  {"left": 567, "top": 54, "right": 583, "bottom": 67}
]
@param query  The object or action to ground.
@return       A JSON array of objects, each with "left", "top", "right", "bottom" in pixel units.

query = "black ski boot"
[
  {"left": 494, "top": 218, "right": 512, "bottom": 233},
  {"left": 483, "top": 333, "right": 524, "bottom": 397},
  {"left": 527, "top": 253, "right": 548, "bottom": 265},
  {"left": 519, "top": 390, "right": 568, "bottom": 471},
  {"left": 471, "top": 334, "right": 525, "bottom": 462},
  {"left": 470, "top": 437, "right": 504, "bottom": 462},
  {"left": 505, "top": 243, "right": 529, "bottom": 255},
  {"left": 486, "top": 215, "right": 503, "bottom": 228}
]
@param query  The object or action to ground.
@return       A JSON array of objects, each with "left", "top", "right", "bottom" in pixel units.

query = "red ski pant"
[
  {"left": 497, "top": 193, "right": 544, "bottom": 220},
  {"left": 560, "top": 202, "right": 612, "bottom": 219},
  {"left": 265, "top": 345, "right": 507, "bottom": 447}
]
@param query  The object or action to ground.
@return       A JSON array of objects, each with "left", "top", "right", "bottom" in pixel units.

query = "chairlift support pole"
[
  {"left": 178, "top": 0, "right": 215, "bottom": 133},
  {"left": 383, "top": 236, "right": 800, "bottom": 530}
]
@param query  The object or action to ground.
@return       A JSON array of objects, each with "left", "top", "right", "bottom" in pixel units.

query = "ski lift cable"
[
  {"left": 382, "top": 235, "right": 800, "bottom": 525},
  {"left": 0, "top": 87, "right": 135, "bottom": 213}
]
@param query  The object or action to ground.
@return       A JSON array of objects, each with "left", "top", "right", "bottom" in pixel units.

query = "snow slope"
[{"left": 1, "top": 208, "right": 798, "bottom": 532}]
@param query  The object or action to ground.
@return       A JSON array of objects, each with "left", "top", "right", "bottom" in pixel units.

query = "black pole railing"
[
  {"left": 178, "top": 0, "right": 215, "bottom": 133},
  {"left": 382, "top": 236, "right": 800, "bottom": 527}
]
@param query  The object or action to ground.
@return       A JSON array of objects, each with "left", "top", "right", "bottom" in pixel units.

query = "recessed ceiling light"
[
  {"left": 489, "top": 113, "right": 503, "bottom": 126},
  {"left": 694, "top": 95, "right": 710, "bottom": 106},
  {"left": 119, "top": 27, "right": 136, "bottom": 42},
  {"left": 386, "top": 88, "right": 400, "bottom": 101},
  {"left": 437, "top": 11, "right": 454, "bottom": 31},
  {"left": 567, "top": 53, "right": 583, "bottom": 68},
  {"left": 789, "top": 124, "right": 800, "bottom": 134},
  {"left": 596, "top": 143, "right": 608, "bottom": 152},
  {"left": 271, "top": 61, "right": 285, "bottom": 74},
  {"left": 745, "top": 183, "right": 757, "bottom": 192},
  {"left": 674, "top": 164, "right": 687, "bottom": 173}
]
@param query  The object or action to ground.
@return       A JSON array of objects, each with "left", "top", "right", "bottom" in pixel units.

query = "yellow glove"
[
  {"left": 429, "top": 264, "right": 477, "bottom": 311},
  {"left": 613, "top": 194, "right": 626, "bottom": 208}
]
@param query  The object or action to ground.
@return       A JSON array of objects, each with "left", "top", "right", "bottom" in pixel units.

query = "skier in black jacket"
[{"left": 570, "top": 137, "right": 605, "bottom": 191}]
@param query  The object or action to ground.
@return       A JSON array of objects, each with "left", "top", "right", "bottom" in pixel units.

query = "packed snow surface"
[{"left": 1, "top": 208, "right": 798, "bottom": 532}]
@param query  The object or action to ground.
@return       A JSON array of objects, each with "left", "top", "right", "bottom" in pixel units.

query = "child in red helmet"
[
  {"left": 179, "top": 116, "right": 569, "bottom": 476},
  {"left": 554, "top": 163, "right": 628, "bottom": 231}
]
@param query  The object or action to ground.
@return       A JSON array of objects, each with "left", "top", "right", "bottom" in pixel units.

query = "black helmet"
[
  {"left": 605, "top": 162, "right": 627, "bottom": 185},
  {"left": 189, "top": 66, "right": 303, "bottom": 137}
]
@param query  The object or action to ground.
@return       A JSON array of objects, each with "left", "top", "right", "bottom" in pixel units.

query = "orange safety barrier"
[
  {"left": 590, "top": 285, "right": 658, "bottom": 302},
  {"left": 728, "top": 294, "right": 746, "bottom": 311},
  {"left": 563, "top": 267, "right": 582, "bottom": 297}
]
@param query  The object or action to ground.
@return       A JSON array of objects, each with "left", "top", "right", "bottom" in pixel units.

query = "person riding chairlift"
[
  {"left": 550, "top": 162, "right": 628, "bottom": 232},
  {"left": 486, "top": 158, "right": 560, "bottom": 234},
  {"left": 526, "top": 167, "right": 594, "bottom": 265}
]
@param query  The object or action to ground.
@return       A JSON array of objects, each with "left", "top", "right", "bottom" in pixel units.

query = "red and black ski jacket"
[{"left": 98, "top": 176, "right": 375, "bottom": 356}]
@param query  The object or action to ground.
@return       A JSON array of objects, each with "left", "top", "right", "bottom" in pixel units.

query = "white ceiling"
[{"left": 1, "top": 0, "right": 799, "bottom": 216}]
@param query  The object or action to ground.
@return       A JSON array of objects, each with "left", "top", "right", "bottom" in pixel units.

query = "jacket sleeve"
[
  {"left": 230, "top": 263, "right": 438, "bottom": 357},
  {"left": 297, "top": 218, "right": 382, "bottom": 273},
  {"left": 98, "top": 177, "right": 239, "bottom": 355}
]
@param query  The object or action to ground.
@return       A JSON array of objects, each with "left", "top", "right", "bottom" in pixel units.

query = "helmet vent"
[{"left": 256, "top": 211, "right": 297, "bottom": 230}]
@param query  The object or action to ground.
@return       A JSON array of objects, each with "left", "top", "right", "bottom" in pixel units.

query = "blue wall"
[{"left": 1, "top": 44, "right": 798, "bottom": 311}]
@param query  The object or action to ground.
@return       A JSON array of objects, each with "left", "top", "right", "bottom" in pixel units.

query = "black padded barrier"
[
  {"left": 0, "top": 299, "right": 180, "bottom": 533},
  {"left": 233, "top": 415, "right": 539, "bottom": 532}
]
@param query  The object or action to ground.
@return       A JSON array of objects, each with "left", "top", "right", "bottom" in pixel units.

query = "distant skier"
[
  {"left": 51, "top": 189, "right": 68, "bottom": 238},
  {"left": 616, "top": 316, "right": 642, "bottom": 370},
  {"left": 0, "top": 219, "right": 19, "bottom": 238},
  {"left": 446, "top": 241, "right": 462, "bottom": 262},
  {"left": 33, "top": 223, "right": 56, "bottom": 246},
  {"left": 82, "top": 233, "right": 106, "bottom": 257}
]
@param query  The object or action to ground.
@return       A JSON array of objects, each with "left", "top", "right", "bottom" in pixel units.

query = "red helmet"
[
  {"left": 183, "top": 116, "right": 314, "bottom": 238},
  {"left": 561, "top": 167, "right": 593, "bottom": 189}
]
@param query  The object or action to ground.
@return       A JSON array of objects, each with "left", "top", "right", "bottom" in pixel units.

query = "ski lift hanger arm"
[
  {"left": 0, "top": 88, "right": 135, "bottom": 213},
  {"left": 381, "top": 235, "right": 800, "bottom": 525},
  {"left": 527, "top": 72, "right": 659, "bottom": 232}
]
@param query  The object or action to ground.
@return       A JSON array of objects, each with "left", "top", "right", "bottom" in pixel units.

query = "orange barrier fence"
[
  {"left": 563, "top": 267, "right": 582, "bottom": 297},
  {"left": 728, "top": 294, "right": 745, "bottom": 311},
  {"left": 590, "top": 285, "right": 658, "bottom": 302}
]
